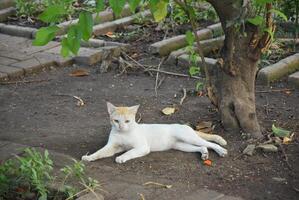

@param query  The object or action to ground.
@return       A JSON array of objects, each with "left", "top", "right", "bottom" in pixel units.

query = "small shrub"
[{"left": 0, "top": 148, "right": 99, "bottom": 200}]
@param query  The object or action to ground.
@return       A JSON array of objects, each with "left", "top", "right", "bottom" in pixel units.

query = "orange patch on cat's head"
[{"left": 115, "top": 107, "right": 137, "bottom": 115}]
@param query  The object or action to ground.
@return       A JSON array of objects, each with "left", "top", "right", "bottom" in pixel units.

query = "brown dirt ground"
[{"left": 0, "top": 21, "right": 299, "bottom": 200}]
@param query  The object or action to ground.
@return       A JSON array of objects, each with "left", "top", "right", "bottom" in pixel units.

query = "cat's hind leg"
[
  {"left": 175, "top": 127, "right": 228, "bottom": 157},
  {"left": 173, "top": 142, "right": 209, "bottom": 160},
  {"left": 82, "top": 143, "right": 124, "bottom": 162}
]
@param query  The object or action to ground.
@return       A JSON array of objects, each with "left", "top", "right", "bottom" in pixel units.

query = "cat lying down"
[{"left": 82, "top": 102, "right": 227, "bottom": 164}]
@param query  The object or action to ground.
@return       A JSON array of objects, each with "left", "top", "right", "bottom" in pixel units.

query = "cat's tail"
[{"left": 196, "top": 131, "right": 227, "bottom": 146}]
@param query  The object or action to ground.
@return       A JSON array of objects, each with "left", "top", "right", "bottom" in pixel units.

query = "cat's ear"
[
  {"left": 129, "top": 105, "right": 140, "bottom": 114},
  {"left": 107, "top": 102, "right": 116, "bottom": 114}
]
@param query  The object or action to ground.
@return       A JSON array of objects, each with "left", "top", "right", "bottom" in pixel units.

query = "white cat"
[{"left": 82, "top": 102, "right": 228, "bottom": 164}]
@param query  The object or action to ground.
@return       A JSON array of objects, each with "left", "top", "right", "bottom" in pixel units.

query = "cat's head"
[{"left": 107, "top": 102, "right": 139, "bottom": 132}]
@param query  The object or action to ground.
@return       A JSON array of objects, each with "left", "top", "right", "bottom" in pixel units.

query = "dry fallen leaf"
[
  {"left": 283, "top": 133, "right": 294, "bottom": 144},
  {"left": 105, "top": 31, "right": 116, "bottom": 38},
  {"left": 69, "top": 69, "right": 89, "bottom": 77},
  {"left": 161, "top": 107, "right": 176, "bottom": 115}
]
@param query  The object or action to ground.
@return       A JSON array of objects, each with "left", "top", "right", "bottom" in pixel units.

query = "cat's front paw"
[
  {"left": 82, "top": 155, "right": 94, "bottom": 162},
  {"left": 115, "top": 156, "right": 127, "bottom": 164}
]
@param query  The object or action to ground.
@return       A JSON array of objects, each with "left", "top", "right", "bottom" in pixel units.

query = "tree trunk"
[{"left": 206, "top": 0, "right": 265, "bottom": 138}]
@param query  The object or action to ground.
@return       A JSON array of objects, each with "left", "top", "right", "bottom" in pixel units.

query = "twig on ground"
[
  {"left": 80, "top": 182, "right": 102, "bottom": 200},
  {"left": 143, "top": 181, "right": 172, "bottom": 189},
  {"left": 157, "top": 76, "right": 166, "bottom": 89},
  {"left": 179, "top": 88, "right": 187, "bottom": 105},
  {"left": 65, "top": 188, "right": 89, "bottom": 200},
  {"left": 0, "top": 79, "right": 52, "bottom": 85},
  {"left": 154, "top": 58, "right": 166, "bottom": 97},
  {"left": 145, "top": 68, "right": 201, "bottom": 79},
  {"left": 121, "top": 52, "right": 154, "bottom": 76},
  {"left": 265, "top": 96, "right": 269, "bottom": 116},
  {"left": 52, "top": 94, "right": 85, "bottom": 106},
  {"left": 279, "top": 144, "right": 292, "bottom": 170},
  {"left": 256, "top": 88, "right": 294, "bottom": 93},
  {"left": 233, "top": 153, "right": 244, "bottom": 161}
]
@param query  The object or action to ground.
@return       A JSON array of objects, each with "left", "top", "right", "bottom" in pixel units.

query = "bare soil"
[{"left": 0, "top": 20, "right": 298, "bottom": 200}]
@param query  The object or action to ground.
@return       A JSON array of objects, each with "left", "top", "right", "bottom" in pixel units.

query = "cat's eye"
[
  {"left": 114, "top": 119, "right": 119, "bottom": 123},
  {"left": 125, "top": 120, "right": 130, "bottom": 123}
]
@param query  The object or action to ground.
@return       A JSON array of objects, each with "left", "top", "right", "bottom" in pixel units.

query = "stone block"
[
  {"left": 150, "top": 28, "right": 212, "bottom": 56},
  {"left": 0, "top": 72, "right": 8, "bottom": 81},
  {"left": 74, "top": 48, "right": 103, "bottom": 65},
  {"left": 10, "top": 57, "right": 54, "bottom": 75},
  {"left": 0, "top": 24, "right": 37, "bottom": 38},
  {"left": 0, "top": 33, "right": 29, "bottom": 48},
  {"left": 94, "top": 10, "right": 114, "bottom": 24},
  {"left": 104, "top": 41, "right": 130, "bottom": 48},
  {"left": 0, "top": 0, "right": 15, "bottom": 9},
  {"left": 57, "top": 9, "right": 114, "bottom": 35},
  {"left": 93, "top": 21, "right": 118, "bottom": 36},
  {"left": 0, "top": 50, "right": 32, "bottom": 61},
  {"left": 118, "top": 4, "right": 133, "bottom": 18},
  {"left": 288, "top": 71, "right": 299, "bottom": 88},
  {"left": 207, "top": 22, "right": 223, "bottom": 37},
  {"left": 20, "top": 41, "right": 60, "bottom": 55},
  {"left": 0, "top": 56, "right": 18, "bottom": 65},
  {"left": 0, "top": 7, "right": 15, "bottom": 22},
  {"left": 101, "top": 46, "right": 122, "bottom": 57},
  {"left": 33, "top": 52, "right": 74, "bottom": 67},
  {"left": 257, "top": 53, "right": 299, "bottom": 84},
  {"left": 0, "top": 64, "right": 24, "bottom": 78},
  {"left": 81, "top": 39, "right": 106, "bottom": 48}
]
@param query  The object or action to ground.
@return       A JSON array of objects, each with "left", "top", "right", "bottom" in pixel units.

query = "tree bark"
[{"left": 206, "top": 0, "right": 264, "bottom": 138}]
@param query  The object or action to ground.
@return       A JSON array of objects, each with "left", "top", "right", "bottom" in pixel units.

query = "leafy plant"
[
  {"left": 0, "top": 148, "right": 99, "bottom": 200},
  {"left": 0, "top": 148, "right": 53, "bottom": 200},
  {"left": 15, "top": 0, "right": 43, "bottom": 18},
  {"left": 169, "top": 1, "right": 217, "bottom": 25},
  {"left": 60, "top": 159, "right": 99, "bottom": 199},
  {"left": 185, "top": 30, "right": 203, "bottom": 91}
]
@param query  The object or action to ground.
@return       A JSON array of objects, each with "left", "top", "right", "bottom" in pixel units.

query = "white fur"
[{"left": 82, "top": 103, "right": 227, "bottom": 163}]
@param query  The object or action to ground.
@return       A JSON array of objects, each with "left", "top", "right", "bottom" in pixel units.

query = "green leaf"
[
  {"left": 269, "top": 9, "right": 288, "bottom": 21},
  {"left": 38, "top": 5, "right": 66, "bottom": 23},
  {"left": 79, "top": 11, "right": 93, "bottom": 41},
  {"left": 128, "top": 0, "right": 141, "bottom": 12},
  {"left": 255, "top": 0, "right": 273, "bottom": 6},
  {"left": 185, "top": 30, "right": 195, "bottom": 46},
  {"left": 189, "top": 66, "right": 199, "bottom": 76},
  {"left": 272, "top": 124, "right": 291, "bottom": 137},
  {"left": 32, "top": 26, "right": 59, "bottom": 46},
  {"left": 96, "top": 0, "right": 105, "bottom": 12},
  {"left": 195, "top": 81, "right": 203, "bottom": 91},
  {"left": 66, "top": 25, "right": 82, "bottom": 55},
  {"left": 247, "top": 16, "right": 264, "bottom": 26},
  {"left": 109, "top": 0, "right": 126, "bottom": 17},
  {"left": 61, "top": 38, "right": 70, "bottom": 58},
  {"left": 150, "top": 0, "right": 169, "bottom": 22}
]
